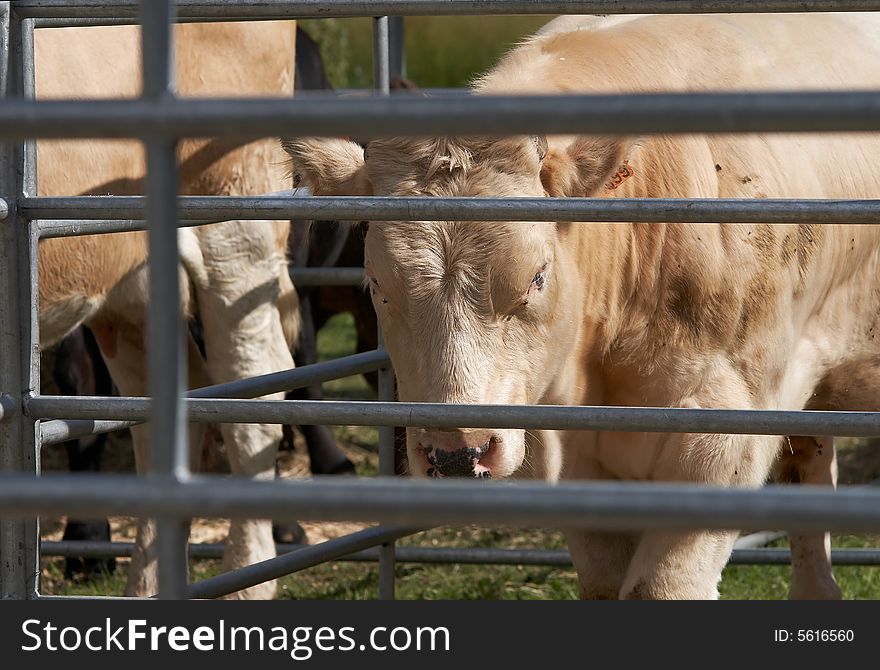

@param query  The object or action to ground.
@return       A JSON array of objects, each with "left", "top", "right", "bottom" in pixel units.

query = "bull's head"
[{"left": 283, "top": 134, "right": 630, "bottom": 479}]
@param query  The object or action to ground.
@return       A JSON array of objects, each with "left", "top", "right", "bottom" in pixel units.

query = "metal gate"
[{"left": 2, "top": 0, "right": 880, "bottom": 601}]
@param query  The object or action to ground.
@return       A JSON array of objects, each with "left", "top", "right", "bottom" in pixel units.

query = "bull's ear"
[
  {"left": 281, "top": 137, "right": 371, "bottom": 196},
  {"left": 540, "top": 136, "right": 632, "bottom": 197}
]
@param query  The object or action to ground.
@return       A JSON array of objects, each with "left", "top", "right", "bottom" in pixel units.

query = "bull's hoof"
[
  {"left": 64, "top": 556, "right": 117, "bottom": 580},
  {"left": 273, "top": 521, "right": 308, "bottom": 546},
  {"left": 62, "top": 519, "right": 117, "bottom": 580},
  {"left": 320, "top": 457, "right": 356, "bottom": 476}
]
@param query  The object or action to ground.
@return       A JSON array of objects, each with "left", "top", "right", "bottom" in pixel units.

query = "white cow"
[
  {"left": 37, "top": 21, "right": 299, "bottom": 598},
  {"left": 285, "top": 13, "right": 880, "bottom": 599}
]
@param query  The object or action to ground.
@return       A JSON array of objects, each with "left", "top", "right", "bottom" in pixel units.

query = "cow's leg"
[
  {"left": 566, "top": 530, "right": 638, "bottom": 599},
  {"left": 619, "top": 529, "right": 739, "bottom": 600},
  {"left": 90, "top": 317, "right": 157, "bottom": 596},
  {"left": 619, "top": 427, "right": 778, "bottom": 600},
  {"left": 191, "top": 221, "right": 297, "bottom": 600},
  {"left": 561, "top": 435, "right": 636, "bottom": 599},
  {"left": 54, "top": 327, "right": 116, "bottom": 578},
  {"left": 92, "top": 317, "right": 208, "bottom": 596},
  {"left": 774, "top": 436, "right": 841, "bottom": 600}
]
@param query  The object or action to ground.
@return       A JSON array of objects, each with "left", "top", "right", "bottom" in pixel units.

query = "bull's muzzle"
[
  {"left": 413, "top": 430, "right": 501, "bottom": 478},
  {"left": 425, "top": 443, "right": 492, "bottom": 478}
]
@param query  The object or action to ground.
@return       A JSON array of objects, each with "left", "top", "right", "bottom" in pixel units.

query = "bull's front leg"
[
  {"left": 192, "top": 221, "right": 298, "bottom": 600},
  {"left": 561, "top": 432, "right": 636, "bottom": 599},
  {"left": 773, "top": 436, "right": 842, "bottom": 600},
  {"left": 619, "top": 430, "right": 779, "bottom": 600}
]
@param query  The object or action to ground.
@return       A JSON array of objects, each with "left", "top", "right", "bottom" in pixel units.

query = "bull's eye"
[
  {"left": 513, "top": 263, "right": 549, "bottom": 313},
  {"left": 533, "top": 272, "right": 545, "bottom": 290},
  {"left": 366, "top": 271, "right": 388, "bottom": 306}
]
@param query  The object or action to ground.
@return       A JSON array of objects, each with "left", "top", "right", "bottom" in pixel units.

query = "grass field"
[{"left": 39, "top": 311, "right": 880, "bottom": 600}]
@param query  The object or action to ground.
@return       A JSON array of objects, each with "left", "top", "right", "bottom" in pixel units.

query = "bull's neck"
[{"left": 575, "top": 222, "right": 666, "bottom": 359}]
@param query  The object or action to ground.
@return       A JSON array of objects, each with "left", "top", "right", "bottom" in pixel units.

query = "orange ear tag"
[{"left": 605, "top": 160, "right": 634, "bottom": 191}]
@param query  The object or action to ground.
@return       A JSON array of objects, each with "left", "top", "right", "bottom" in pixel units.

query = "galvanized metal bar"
[
  {"left": 388, "top": 16, "right": 405, "bottom": 79},
  {"left": 26, "top": 396, "right": 880, "bottom": 438},
  {"left": 40, "top": 418, "right": 140, "bottom": 447},
  {"left": 373, "top": 12, "right": 396, "bottom": 601},
  {"left": 34, "top": 595, "right": 152, "bottom": 602},
  {"left": 2, "top": 91, "right": 880, "bottom": 139},
  {"left": 38, "top": 349, "right": 389, "bottom": 446},
  {"left": 0, "top": 4, "right": 38, "bottom": 600},
  {"left": 14, "top": 0, "right": 880, "bottom": 21},
  {"left": 5, "top": 474, "right": 880, "bottom": 533},
  {"left": 188, "top": 526, "right": 420, "bottom": 599},
  {"left": 373, "top": 16, "right": 390, "bottom": 96},
  {"left": 29, "top": 16, "right": 291, "bottom": 28},
  {"left": 141, "top": 0, "right": 188, "bottom": 601},
  {"left": 189, "top": 348, "right": 388, "bottom": 400},
  {"left": 39, "top": 540, "right": 880, "bottom": 567},
  {"left": 36, "top": 217, "right": 197, "bottom": 237},
  {"left": 24, "top": 196, "right": 880, "bottom": 225},
  {"left": 19, "top": 13, "right": 38, "bottom": 600}
]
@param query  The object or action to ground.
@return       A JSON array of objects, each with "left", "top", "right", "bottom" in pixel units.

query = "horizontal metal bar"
[
  {"left": 6, "top": 474, "right": 880, "bottom": 532},
  {"left": 38, "top": 540, "right": 880, "bottom": 567},
  {"left": 39, "top": 418, "right": 139, "bottom": 447},
  {"left": 14, "top": 1, "right": 880, "bottom": 21},
  {"left": 188, "top": 349, "right": 388, "bottom": 400},
  {"left": 729, "top": 548, "right": 880, "bottom": 566},
  {"left": 26, "top": 396, "right": 880, "bottom": 438},
  {"left": 35, "top": 218, "right": 195, "bottom": 238},
  {"left": 3, "top": 92, "right": 880, "bottom": 140},
  {"left": 188, "top": 525, "right": 421, "bottom": 599},
  {"left": 38, "top": 350, "right": 389, "bottom": 446},
  {"left": 34, "top": 190, "right": 305, "bottom": 238},
  {"left": 31, "top": 594, "right": 152, "bottom": 602},
  {"left": 24, "top": 196, "right": 880, "bottom": 225},
  {"left": 289, "top": 267, "right": 365, "bottom": 286}
]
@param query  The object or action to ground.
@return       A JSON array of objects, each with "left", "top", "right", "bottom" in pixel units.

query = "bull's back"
[{"left": 35, "top": 22, "right": 295, "bottom": 195}]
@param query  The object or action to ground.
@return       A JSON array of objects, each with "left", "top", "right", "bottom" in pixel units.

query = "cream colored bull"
[
  {"left": 37, "top": 21, "right": 298, "bottom": 598},
  {"left": 286, "top": 13, "right": 880, "bottom": 599}
]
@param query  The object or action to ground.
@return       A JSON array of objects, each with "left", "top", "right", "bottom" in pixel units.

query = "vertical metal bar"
[
  {"left": 140, "top": 0, "right": 188, "bottom": 600},
  {"left": 373, "top": 14, "right": 395, "bottom": 600},
  {"left": 20, "top": 14, "right": 38, "bottom": 601},
  {"left": 388, "top": 16, "right": 405, "bottom": 80},
  {"left": 377, "top": 340, "right": 397, "bottom": 600},
  {"left": 0, "top": 4, "right": 38, "bottom": 600},
  {"left": 372, "top": 16, "right": 390, "bottom": 95}
]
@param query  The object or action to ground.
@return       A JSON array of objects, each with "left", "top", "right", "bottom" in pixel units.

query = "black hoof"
[{"left": 273, "top": 521, "right": 308, "bottom": 545}]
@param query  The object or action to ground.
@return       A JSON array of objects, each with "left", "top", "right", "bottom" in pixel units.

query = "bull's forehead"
[
  {"left": 364, "top": 136, "right": 545, "bottom": 197},
  {"left": 367, "top": 221, "right": 552, "bottom": 313}
]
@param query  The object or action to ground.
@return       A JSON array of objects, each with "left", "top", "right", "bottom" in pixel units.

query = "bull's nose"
[{"left": 424, "top": 441, "right": 493, "bottom": 478}]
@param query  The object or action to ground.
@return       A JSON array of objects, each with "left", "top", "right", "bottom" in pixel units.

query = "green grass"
[{"left": 721, "top": 535, "right": 880, "bottom": 600}]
